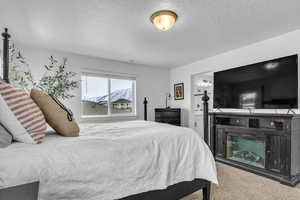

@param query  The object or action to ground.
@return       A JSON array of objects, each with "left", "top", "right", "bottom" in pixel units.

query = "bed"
[{"left": 0, "top": 28, "right": 217, "bottom": 200}]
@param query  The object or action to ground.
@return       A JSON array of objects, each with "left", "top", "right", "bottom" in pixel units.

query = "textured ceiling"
[{"left": 1, "top": 0, "right": 300, "bottom": 68}]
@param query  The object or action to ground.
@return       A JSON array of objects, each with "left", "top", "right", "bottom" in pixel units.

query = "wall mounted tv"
[{"left": 213, "top": 55, "right": 298, "bottom": 109}]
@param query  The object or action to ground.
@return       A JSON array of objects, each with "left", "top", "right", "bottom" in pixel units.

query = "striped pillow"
[{"left": 0, "top": 81, "right": 47, "bottom": 143}]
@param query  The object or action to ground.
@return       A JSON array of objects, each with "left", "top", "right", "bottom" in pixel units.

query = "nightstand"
[{"left": 155, "top": 108, "right": 181, "bottom": 126}]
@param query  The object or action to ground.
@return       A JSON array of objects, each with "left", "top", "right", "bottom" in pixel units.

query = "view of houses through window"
[{"left": 81, "top": 73, "right": 136, "bottom": 116}]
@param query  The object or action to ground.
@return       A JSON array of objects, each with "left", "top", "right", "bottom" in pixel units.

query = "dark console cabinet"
[
  {"left": 210, "top": 112, "right": 300, "bottom": 186},
  {"left": 155, "top": 108, "right": 181, "bottom": 126}
]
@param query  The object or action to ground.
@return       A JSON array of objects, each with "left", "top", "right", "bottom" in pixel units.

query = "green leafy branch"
[
  {"left": 9, "top": 44, "right": 36, "bottom": 91},
  {"left": 9, "top": 45, "right": 79, "bottom": 100},
  {"left": 38, "top": 56, "right": 79, "bottom": 100}
]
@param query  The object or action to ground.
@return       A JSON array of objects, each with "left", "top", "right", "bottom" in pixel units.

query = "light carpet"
[{"left": 181, "top": 163, "right": 300, "bottom": 200}]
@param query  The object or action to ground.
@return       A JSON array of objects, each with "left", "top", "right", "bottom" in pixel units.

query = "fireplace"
[
  {"left": 209, "top": 112, "right": 300, "bottom": 186},
  {"left": 226, "top": 134, "right": 265, "bottom": 169}
]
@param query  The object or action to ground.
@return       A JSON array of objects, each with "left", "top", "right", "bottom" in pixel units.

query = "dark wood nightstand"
[{"left": 155, "top": 108, "right": 181, "bottom": 126}]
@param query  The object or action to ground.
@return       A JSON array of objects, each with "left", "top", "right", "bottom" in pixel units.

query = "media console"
[{"left": 209, "top": 112, "right": 300, "bottom": 186}]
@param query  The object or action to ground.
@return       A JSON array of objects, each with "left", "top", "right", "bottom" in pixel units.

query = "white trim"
[
  {"left": 81, "top": 69, "right": 137, "bottom": 80},
  {"left": 132, "top": 80, "right": 136, "bottom": 114},
  {"left": 107, "top": 78, "right": 111, "bottom": 115},
  {"left": 81, "top": 113, "right": 137, "bottom": 118},
  {"left": 80, "top": 114, "right": 137, "bottom": 123}
]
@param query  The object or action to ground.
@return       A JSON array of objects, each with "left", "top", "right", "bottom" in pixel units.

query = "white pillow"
[{"left": 0, "top": 94, "right": 35, "bottom": 144}]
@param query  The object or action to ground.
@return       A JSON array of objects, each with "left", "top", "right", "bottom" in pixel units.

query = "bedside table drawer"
[{"left": 155, "top": 108, "right": 181, "bottom": 126}]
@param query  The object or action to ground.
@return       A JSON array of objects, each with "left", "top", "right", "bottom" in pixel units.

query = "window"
[{"left": 81, "top": 73, "right": 136, "bottom": 117}]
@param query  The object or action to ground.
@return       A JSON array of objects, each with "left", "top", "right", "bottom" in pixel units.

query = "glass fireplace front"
[{"left": 226, "top": 134, "right": 265, "bottom": 168}]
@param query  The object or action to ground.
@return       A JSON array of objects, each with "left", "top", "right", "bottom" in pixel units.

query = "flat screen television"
[{"left": 213, "top": 55, "right": 298, "bottom": 109}]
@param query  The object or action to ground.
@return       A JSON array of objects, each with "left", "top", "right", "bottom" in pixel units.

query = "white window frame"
[{"left": 81, "top": 71, "right": 137, "bottom": 119}]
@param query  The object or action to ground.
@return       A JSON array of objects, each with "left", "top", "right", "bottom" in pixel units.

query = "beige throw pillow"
[{"left": 30, "top": 88, "right": 80, "bottom": 137}]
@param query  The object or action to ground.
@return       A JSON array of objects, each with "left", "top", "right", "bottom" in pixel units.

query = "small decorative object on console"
[{"left": 165, "top": 93, "right": 171, "bottom": 108}]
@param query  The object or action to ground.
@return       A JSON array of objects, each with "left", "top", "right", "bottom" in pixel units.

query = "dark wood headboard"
[
  {"left": 1, "top": 28, "right": 10, "bottom": 83},
  {"left": 202, "top": 90, "right": 210, "bottom": 144}
]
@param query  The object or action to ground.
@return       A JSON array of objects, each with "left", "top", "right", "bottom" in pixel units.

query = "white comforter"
[{"left": 0, "top": 120, "right": 217, "bottom": 200}]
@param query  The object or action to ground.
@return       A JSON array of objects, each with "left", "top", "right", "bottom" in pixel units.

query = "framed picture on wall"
[{"left": 174, "top": 83, "right": 184, "bottom": 100}]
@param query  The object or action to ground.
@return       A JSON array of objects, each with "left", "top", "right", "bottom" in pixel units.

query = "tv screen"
[{"left": 214, "top": 55, "right": 298, "bottom": 109}]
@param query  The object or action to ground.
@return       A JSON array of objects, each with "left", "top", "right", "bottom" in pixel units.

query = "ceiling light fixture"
[
  {"left": 150, "top": 10, "right": 177, "bottom": 31},
  {"left": 265, "top": 62, "right": 280, "bottom": 70}
]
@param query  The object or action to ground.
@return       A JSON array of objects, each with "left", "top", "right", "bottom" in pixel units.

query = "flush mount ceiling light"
[
  {"left": 150, "top": 10, "right": 177, "bottom": 31},
  {"left": 265, "top": 62, "right": 280, "bottom": 70}
]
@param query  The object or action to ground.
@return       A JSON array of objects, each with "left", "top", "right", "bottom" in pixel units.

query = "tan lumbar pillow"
[{"left": 30, "top": 88, "right": 80, "bottom": 137}]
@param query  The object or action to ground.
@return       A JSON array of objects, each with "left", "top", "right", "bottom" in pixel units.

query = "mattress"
[{"left": 0, "top": 120, "right": 217, "bottom": 200}]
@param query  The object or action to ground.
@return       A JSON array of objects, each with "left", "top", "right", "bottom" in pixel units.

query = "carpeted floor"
[{"left": 181, "top": 163, "right": 300, "bottom": 200}]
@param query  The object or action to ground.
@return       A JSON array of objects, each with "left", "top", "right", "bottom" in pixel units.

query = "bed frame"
[{"left": 0, "top": 28, "right": 212, "bottom": 200}]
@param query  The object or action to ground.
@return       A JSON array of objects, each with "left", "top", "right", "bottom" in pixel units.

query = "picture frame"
[{"left": 174, "top": 83, "right": 184, "bottom": 100}]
